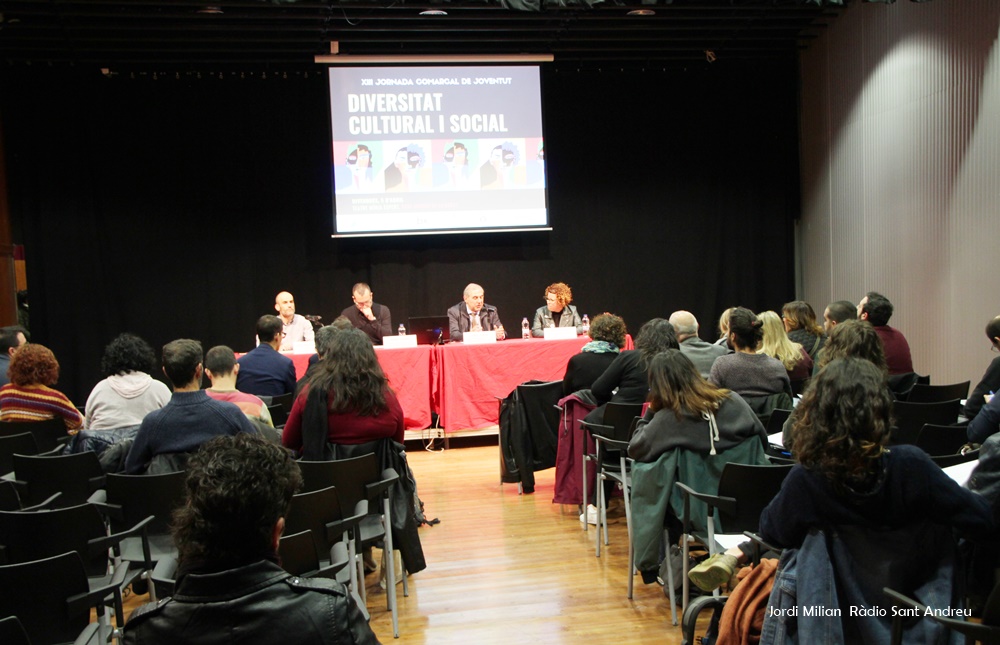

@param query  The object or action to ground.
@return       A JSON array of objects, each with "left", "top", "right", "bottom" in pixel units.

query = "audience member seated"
[
  {"left": 297, "top": 320, "right": 353, "bottom": 397},
  {"left": 0, "top": 343, "right": 83, "bottom": 431},
  {"left": 709, "top": 307, "right": 791, "bottom": 398},
  {"left": 965, "top": 314, "right": 1000, "bottom": 422},
  {"left": 670, "top": 310, "right": 729, "bottom": 380},
  {"left": 586, "top": 318, "right": 679, "bottom": 423},
  {"left": 628, "top": 350, "right": 765, "bottom": 464},
  {"left": 758, "top": 358, "right": 992, "bottom": 642},
  {"left": 562, "top": 313, "right": 626, "bottom": 396},
  {"left": 858, "top": 291, "right": 913, "bottom": 375},
  {"left": 714, "top": 307, "right": 734, "bottom": 348},
  {"left": 121, "top": 434, "right": 379, "bottom": 645},
  {"left": 0, "top": 325, "right": 27, "bottom": 386},
  {"left": 274, "top": 290, "right": 315, "bottom": 351},
  {"left": 782, "top": 319, "right": 889, "bottom": 448},
  {"left": 237, "top": 315, "right": 297, "bottom": 398},
  {"left": 203, "top": 345, "right": 273, "bottom": 429},
  {"left": 781, "top": 300, "right": 826, "bottom": 360},
  {"left": 628, "top": 349, "right": 768, "bottom": 587},
  {"left": 84, "top": 333, "right": 171, "bottom": 431},
  {"left": 125, "top": 339, "right": 257, "bottom": 474},
  {"left": 532, "top": 282, "right": 583, "bottom": 337},
  {"left": 821, "top": 299, "right": 857, "bottom": 334},
  {"left": 341, "top": 282, "right": 392, "bottom": 345},
  {"left": 282, "top": 328, "right": 405, "bottom": 458},
  {"left": 447, "top": 283, "right": 505, "bottom": 342},
  {"left": 758, "top": 310, "right": 813, "bottom": 384}
]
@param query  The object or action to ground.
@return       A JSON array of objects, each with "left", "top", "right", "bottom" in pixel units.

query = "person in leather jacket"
[{"left": 122, "top": 434, "right": 380, "bottom": 645}]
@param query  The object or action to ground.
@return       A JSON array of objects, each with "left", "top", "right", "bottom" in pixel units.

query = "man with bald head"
[
  {"left": 447, "top": 283, "right": 505, "bottom": 342},
  {"left": 274, "top": 291, "right": 314, "bottom": 351},
  {"left": 669, "top": 310, "right": 730, "bottom": 379}
]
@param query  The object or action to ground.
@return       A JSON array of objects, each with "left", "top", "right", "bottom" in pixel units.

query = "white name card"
[
  {"left": 293, "top": 341, "right": 316, "bottom": 354},
  {"left": 381, "top": 334, "right": 418, "bottom": 349},
  {"left": 543, "top": 327, "right": 578, "bottom": 340},
  {"left": 462, "top": 330, "right": 497, "bottom": 345}
]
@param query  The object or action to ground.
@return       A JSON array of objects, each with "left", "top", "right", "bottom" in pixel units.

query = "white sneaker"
[{"left": 578, "top": 504, "right": 602, "bottom": 525}]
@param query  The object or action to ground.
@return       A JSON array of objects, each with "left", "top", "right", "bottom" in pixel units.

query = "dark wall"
[{"left": 0, "top": 61, "right": 800, "bottom": 403}]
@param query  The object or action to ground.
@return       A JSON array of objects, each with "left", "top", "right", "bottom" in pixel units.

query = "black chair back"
[
  {"left": 906, "top": 381, "right": 970, "bottom": 404},
  {"left": 929, "top": 449, "right": 978, "bottom": 469},
  {"left": 12, "top": 451, "right": 104, "bottom": 508},
  {"left": 308, "top": 454, "right": 379, "bottom": 517},
  {"left": 0, "top": 503, "right": 109, "bottom": 577},
  {"left": 890, "top": 399, "right": 961, "bottom": 446},
  {"left": 600, "top": 402, "right": 645, "bottom": 442},
  {"left": 285, "top": 485, "right": 347, "bottom": 559},
  {"left": 716, "top": 463, "right": 794, "bottom": 533},
  {"left": 0, "top": 432, "right": 37, "bottom": 475},
  {"left": 104, "top": 470, "right": 187, "bottom": 535},
  {"left": 916, "top": 423, "right": 969, "bottom": 457},
  {"left": 0, "top": 551, "right": 93, "bottom": 645},
  {"left": 278, "top": 529, "right": 323, "bottom": 577},
  {"left": 0, "top": 418, "right": 68, "bottom": 452},
  {"left": 764, "top": 409, "right": 793, "bottom": 437},
  {"left": 0, "top": 615, "right": 31, "bottom": 645}
]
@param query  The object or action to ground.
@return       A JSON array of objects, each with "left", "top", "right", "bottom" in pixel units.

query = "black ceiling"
[{"left": 0, "top": 0, "right": 847, "bottom": 70}]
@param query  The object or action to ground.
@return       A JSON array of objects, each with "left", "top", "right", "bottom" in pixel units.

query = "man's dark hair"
[
  {"left": 314, "top": 325, "right": 345, "bottom": 361},
  {"left": 826, "top": 301, "right": 858, "bottom": 325},
  {"left": 256, "top": 315, "right": 283, "bottom": 344},
  {"left": 0, "top": 326, "right": 26, "bottom": 355},
  {"left": 987, "top": 316, "right": 1000, "bottom": 343},
  {"left": 728, "top": 307, "right": 764, "bottom": 350},
  {"left": 162, "top": 339, "right": 203, "bottom": 387},
  {"left": 862, "top": 292, "right": 894, "bottom": 327},
  {"left": 204, "top": 345, "right": 236, "bottom": 376},
  {"left": 100, "top": 333, "right": 157, "bottom": 377},
  {"left": 173, "top": 434, "right": 302, "bottom": 569}
]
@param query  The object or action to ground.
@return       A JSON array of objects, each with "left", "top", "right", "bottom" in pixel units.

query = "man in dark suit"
[
  {"left": 670, "top": 310, "right": 730, "bottom": 379},
  {"left": 236, "top": 315, "right": 297, "bottom": 397},
  {"left": 447, "top": 283, "right": 505, "bottom": 342},
  {"left": 340, "top": 282, "right": 392, "bottom": 344}
]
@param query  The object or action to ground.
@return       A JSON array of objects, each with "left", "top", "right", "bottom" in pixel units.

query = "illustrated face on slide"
[
  {"left": 464, "top": 287, "right": 485, "bottom": 313},
  {"left": 394, "top": 149, "right": 408, "bottom": 169},
  {"left": 408, "top": 153, "right": 421, "bottom": 169},
  {"left": 454, "top": 146, "right": 467, "bottom": 165},
  {"left": 357, "top": 149, "right": 371, "bottom": 168},
  {"left": 490, "top": 147, "right": 503, "bottom": 168}
]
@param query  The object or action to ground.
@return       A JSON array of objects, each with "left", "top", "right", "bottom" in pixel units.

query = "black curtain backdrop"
[{"left": 0, "top": 61, "right": 800, "bottom": 403}]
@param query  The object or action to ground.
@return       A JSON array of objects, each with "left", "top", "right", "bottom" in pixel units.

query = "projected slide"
[{"left": 328, "top": 66, "right": 547, "bottom": 237}]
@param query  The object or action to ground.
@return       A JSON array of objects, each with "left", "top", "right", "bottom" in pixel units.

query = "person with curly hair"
[
  {"left": 532, "top": 282, "right": 583, "bottom": 337},
  {"left": 84, "top": 333, "right": 171, "bottom": 430},
  {"left": 0, "top": 343, "right": 83, "bottom": 431},
  {"left": 756, "top": 358, "right": 991, "bottom": 641},
  {"left": 562, "top": 313, "right": 626, "bottom": 395},
  {"left": 121, "top": 434, "right": 379, "bottom": 645},
  {"left": 282, "top": 328, "right": 405, "bottom": 458}
]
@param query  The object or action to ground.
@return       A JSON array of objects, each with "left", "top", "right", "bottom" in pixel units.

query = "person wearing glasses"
[
  {"left": 340, "top": 282, "right": 392, "bottom": 345},
  {"left": 531, "top": 282, "right": 583, "bottom": 337}
]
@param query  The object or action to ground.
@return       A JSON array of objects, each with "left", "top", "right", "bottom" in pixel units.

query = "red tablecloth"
[
  {"left": 284, "top": 347, "right": 434, "bottom": 431},
  {"left": 435, "top": 336, "right": 589, "bottom": 431}
]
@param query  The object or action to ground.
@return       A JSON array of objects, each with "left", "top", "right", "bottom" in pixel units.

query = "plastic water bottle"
[
  {"left": 398, "top": 323, "right": 406, "bottom": 336},
  {"left": 582, "top": 314, "right": 590, "bottom": 335},
  {"left": 521, "top": 317, "right": 530, "bottom": 339}
]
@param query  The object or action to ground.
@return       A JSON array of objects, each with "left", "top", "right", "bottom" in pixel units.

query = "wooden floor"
[{"left": 120, "top": 439, "right": 698, "bottom": 644}]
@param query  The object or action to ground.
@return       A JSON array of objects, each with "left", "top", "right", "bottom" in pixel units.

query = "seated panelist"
[
  {"left": 447, "top": 283, "right": 505, "bottom": 342},
  {"left": 531, "top": 282, "right": 583, "bottom": 337},
  {"left": 340, "top": 282, "right": 392, "bottom": 345}
]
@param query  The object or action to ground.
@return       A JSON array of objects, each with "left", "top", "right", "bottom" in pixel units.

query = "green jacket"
[{"left": 630, "top": 436, "right": 769, "bottom": 574}]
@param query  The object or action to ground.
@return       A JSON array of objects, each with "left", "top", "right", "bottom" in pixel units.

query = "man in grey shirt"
[{"left": 669, "top": 310, "right": 730, "bottom": 379}]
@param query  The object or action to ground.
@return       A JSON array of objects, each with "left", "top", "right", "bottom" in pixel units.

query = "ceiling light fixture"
[
  {"left": 627, "top": 9, "right": 655, "bottom": 16},
  {"left": 419, "top": 9, "right": 448, "bottom": 16},
  {"left": 197, "top": 6, "right": 223, "bottom": 14}
]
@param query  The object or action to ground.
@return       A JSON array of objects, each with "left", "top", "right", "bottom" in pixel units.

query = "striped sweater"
[{"left": 0, "top": 383, "right": 84, "bottom": 431}]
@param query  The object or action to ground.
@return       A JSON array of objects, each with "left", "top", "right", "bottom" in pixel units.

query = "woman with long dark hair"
[
  {"left": 628, "top": 349, "right": 765, "bottom": 463},
  {"left": 282, "top": 328, "right": 404, "bottom": 456}
]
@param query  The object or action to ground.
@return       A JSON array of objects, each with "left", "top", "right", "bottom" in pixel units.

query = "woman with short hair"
[
  {"left": 562, "top": 313, "right": 626, "bottom": 395},
  {"left": 0, "top": 343, "right": 83, "bottom": 431},
  {"left": 532, "top": 282, "right": 583, "bottom": 337}
]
